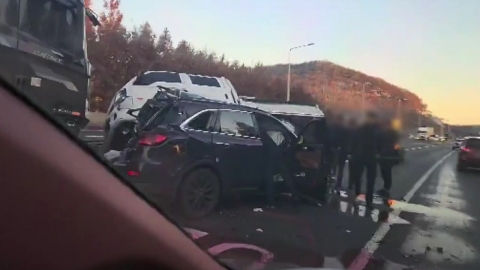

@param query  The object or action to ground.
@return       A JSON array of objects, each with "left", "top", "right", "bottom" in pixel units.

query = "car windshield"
[
  {"left": 3, "top": 1, "right": 479, "bottom": 269},
  {"left": 18, "top": 0, "right": 85, "bottom": 58}
]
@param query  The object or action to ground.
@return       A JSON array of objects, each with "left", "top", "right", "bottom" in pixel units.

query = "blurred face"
[
  {"left": 365, "top": 114, "right": 377, "bottom": 124},
  {"left": 381, "top": 120, "right": 391, "bottom": 129}
]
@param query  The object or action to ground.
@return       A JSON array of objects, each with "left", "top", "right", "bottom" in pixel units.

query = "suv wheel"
[{"left": 178, "top": 168, "right": 220, "bottom": 219}]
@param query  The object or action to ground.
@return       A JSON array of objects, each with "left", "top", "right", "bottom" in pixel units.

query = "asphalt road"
[
  {"left": 157, "top": 143, "right": 480, "bottom": 270},
  {"left": 84, "top": 132, "right": 474, "bottom": 269}
]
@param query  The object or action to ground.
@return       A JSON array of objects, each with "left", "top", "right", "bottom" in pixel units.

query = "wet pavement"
[{"left": 154, "top": 144, "right": 480, "bottom": 270}]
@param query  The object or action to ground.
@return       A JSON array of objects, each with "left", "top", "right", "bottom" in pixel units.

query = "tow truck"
[{"left": 0, "top": 0, "right": 100, "bottom": 136}]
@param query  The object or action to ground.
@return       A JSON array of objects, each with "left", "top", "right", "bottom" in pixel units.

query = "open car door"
[{"left": 292, "top": 119, "right": 329, "bottom": 198}]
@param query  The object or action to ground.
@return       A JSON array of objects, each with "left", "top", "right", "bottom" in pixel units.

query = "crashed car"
[
  {"left": 111, "top": 96, "right": 329, "bottom": 218},
  {"left": 101, "top": 86, "right": 211, "bottom": 155},
  {"left": 241, "top": 99, "right": 325, "bottom": 136}
]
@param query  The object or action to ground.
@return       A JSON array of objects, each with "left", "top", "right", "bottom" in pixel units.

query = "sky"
[{"left": 93, "top": 0, "right": 480, "bottom": 125}]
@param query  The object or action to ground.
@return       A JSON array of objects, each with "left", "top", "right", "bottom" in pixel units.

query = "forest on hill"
[{"left": 86, "top": 0, "right": 430, "bottom": 127}]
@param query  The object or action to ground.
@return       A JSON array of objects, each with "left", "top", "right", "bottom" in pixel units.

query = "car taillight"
[
  {"left": 127, "top": 171, "right": 140, "bottom": 176},
  {"left": 461, "top": 146, "right": 471, "bottom": 152},
  {"left": 138, "top": 133, "right": 167, "bottom": 146}
]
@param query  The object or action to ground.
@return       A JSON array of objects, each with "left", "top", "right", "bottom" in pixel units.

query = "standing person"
[
  {"left": 349, "top": 111, "right": 381, "bottom": 209},
  {"left": 336, "top": 116, "right": 357, "bottom": 193},
  {"left": 333, "top": 114, "right": 350, "bottom": 192},
  {"left": 326, "top": 112, "right": 342, "bottom": 179},
  {"left": 377, "top": 118, "right": 400, "bottom": 199}
]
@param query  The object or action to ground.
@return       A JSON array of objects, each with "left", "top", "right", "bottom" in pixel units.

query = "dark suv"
[
  {"left": 113, "top": 98, "right": 328, "bottom": 218},
  {"left": 457, "top": 137, "right": 480, "bottom": 171}
]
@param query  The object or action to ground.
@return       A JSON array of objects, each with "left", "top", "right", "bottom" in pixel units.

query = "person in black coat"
[
  {"left": 332, "top": 114, "right": 350, "bottom": 192},
  {"left": 337, "top": 117, "right": 357, "bottom": 192},
  {"left": 377, "top": 119, "right": 400, "bottom": 198},
  {"left": 349, "top": 111, "right": 381, "bottom": 209}
]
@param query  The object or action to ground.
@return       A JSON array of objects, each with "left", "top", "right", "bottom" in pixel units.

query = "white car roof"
[{"left": 125, "top": 71, "right": 240, "bottom": 105}]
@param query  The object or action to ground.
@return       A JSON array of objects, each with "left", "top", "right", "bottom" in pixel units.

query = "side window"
[
  {"left": 133, "top": 72, "right": 182, "bottom": 85},
  {"left": 218, "top": 111, "right": 257, "bottom": 137},
  {"left": 189, "top": 75, "right": 221, "bottom": 87},
  {"left": 186, "top": 111, "right": 215, "bottom": 131},
  {"left": 255, "top": 114, "right": 291, "bottom": 146}
]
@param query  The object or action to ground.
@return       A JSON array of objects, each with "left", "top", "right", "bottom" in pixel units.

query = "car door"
[
  {"left": 211, "top": 109, "right": 263, "bottom": 190},
  {"left": 293, "top": 118, "right": 328, "bottom": 195}
]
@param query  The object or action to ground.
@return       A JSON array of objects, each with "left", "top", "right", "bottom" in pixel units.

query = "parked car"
[
  {"left": 456, "top": 137, "right": 480, "bottom": 171},
  {"left": 113, "top": 97, "right": 329, "bottom": 218}
]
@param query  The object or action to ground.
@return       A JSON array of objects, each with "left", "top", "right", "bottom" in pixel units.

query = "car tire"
[
  {"left": 456, "top": 163, "right": 467, "bottom": 172},
  {"left": 178, "top": 168, "right": 220, "bottom": 219}
]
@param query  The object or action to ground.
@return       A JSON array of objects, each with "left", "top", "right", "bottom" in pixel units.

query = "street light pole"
[
  {"left": 397, "top": 99, "right": 401, "bottom": 117},
  {"left": 287, "top": 43, "right": 314, "bottom": 102}
]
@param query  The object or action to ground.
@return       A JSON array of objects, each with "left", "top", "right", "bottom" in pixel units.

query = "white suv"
[{"left": 105, "top": 71, "right": 241, "bottom": 133}]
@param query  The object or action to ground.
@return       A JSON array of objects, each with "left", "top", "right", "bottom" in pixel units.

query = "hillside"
[{"left": 268, "top": 61, "right": 426, "bottom": 118}]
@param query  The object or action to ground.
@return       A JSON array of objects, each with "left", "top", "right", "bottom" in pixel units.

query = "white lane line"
[{"left": 348, "top": 150, "right": 454, "bottom": 270}]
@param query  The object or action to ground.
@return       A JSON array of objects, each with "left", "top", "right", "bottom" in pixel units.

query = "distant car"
[
  {"left": 452, "top": 138, "right": 464, "bottom": 150},
  {"left": 456, "top": 137, "right": 480, "bottom": 171}
]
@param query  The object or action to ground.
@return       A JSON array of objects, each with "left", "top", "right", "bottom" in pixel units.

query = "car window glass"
[
  {"left": 187, "top": 111, "right": 214, "bottom": 131},
  {"left": 189, "top": 75, "right": 221, "bottom": 87},
  {"left": 255, "top": 114, "right": 291, "bottom": 146},
  {"left": 19, "top": 0, "right": 80, "bottom": 54},
  {"left": 219, "top": 111, "right": 256, "bottom": 137},
  {"left": 133, "top": 72, "right": 182, "bottom": 85}
]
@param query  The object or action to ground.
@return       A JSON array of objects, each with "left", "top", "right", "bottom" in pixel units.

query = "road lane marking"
[{"left": 348, "top": 150, "right": 454, "bottom": 270}]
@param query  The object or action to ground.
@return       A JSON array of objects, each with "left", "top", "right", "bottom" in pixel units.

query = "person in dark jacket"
[
  {"left": 336, "top": 117, "right": 357, "bottom": 192},
  {"left": 333, "top": 114, "right": 350, "bottom": 192},
  {"left": 324, "top": 112, "right": 338, "bottom": 178},
  {"left": 259, "top": 128, "right": 299, "bottom": 208},
  {"left": 349, "top": 111, "right": 381, "bottom": 209},
  {"left": 377, "top": 118, "right": 400, "bottom": 198}
]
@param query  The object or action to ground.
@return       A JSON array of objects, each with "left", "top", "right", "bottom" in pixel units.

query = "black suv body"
[{"left": 113, "top": 96, "right": 329, "bottom": 218}]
